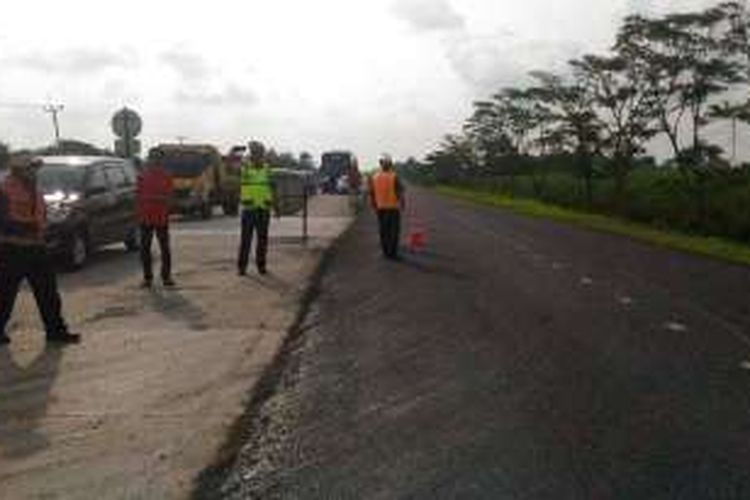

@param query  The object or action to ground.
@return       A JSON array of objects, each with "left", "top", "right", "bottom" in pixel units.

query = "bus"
[{"left": 319, "top": 151, "right": 361, "bottom": 194}]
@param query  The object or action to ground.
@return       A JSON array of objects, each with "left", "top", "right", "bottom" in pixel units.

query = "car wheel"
[
  {"left": 66, "top": 231, "right": 88, "bottom": 270},
  {"left": 124, "top": 227, "right": 139, "bottom": 252}
]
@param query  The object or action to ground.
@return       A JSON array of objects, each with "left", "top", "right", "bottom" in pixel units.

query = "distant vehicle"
[
  {"left": 336, "top": 174, "right": 350, "bottom": 194},
  {"left": 319, "top": 151, "right": 361, "bottom": 194},
  {"left": 37, "top": 155, "right": 139, "bottom": 269},
  {"left": 223, "top": 145, "right": 246, "bottom": 185},
  {"left": 152, "top": 144, "right": 240, "bottom": 217}
]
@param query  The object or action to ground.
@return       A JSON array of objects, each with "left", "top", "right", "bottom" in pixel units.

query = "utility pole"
[
  {"left": 43, "top": 104, "right": 64, "bottom": 148},
  {"left": 176, "top": 135, "right": 187, "bottom": 145}
]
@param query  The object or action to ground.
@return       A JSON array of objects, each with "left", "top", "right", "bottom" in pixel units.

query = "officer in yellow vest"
[
  {"left": 237, "top": 141, "right": 278, "bottom": 275},
  {"left": 369, "top": 154, "right": 405, "bottom": 260},
  {"left": 0, "top": 155, "right": 79, "bottom": 344}
]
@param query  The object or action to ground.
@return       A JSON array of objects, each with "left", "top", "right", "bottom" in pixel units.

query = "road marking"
[
  {"left": 580, "top": 276, "right": 593, "bottom": 286},
  {"left": 740, "top": 360, "right": 750, "bottom": 371},
  {"left": 665, "top": 321, "right": 688, "bottom": 332}
]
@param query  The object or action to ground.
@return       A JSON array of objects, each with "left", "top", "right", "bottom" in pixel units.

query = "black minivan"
[{"left": 38, "top": 156, "right": 139, "bottom": 269}]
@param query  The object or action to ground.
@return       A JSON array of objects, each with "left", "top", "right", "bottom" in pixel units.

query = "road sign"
[
  {"left": 115, "top": 138, "right": 141, "bottom": 157},
  {"left": 111, "top": 108, "right": 142, "bottom": 138}
]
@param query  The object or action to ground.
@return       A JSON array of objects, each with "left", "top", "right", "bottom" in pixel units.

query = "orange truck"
[{"left": 152, "top": 143, "right": 240, "bottom": 217}]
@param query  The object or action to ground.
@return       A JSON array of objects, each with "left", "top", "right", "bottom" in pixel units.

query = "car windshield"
[
  {"left": 163, "top": 152, "right": 211, "bottom": 178},
  {"left": 37, "top": 165, "right": 85, "bottom": 193}
]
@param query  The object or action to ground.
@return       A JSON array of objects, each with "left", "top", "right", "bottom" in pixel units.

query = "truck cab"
[{"left": 154, "top": 144, "right": 240, "bottom": 218}]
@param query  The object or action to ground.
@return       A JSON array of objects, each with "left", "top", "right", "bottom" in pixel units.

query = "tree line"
[{"left": 403, "top": 2, "right": 750, "bottom": 241}]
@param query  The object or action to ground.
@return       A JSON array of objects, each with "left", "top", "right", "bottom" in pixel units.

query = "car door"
[
  {"left": 83, "top": 164, "right": 118, "bottom": 246},
  {"left": 119, "top": 161, "right": 139, "bottom": 233},
  {"left": 103, "top": 163, "right": 132, "bottom": 242}
]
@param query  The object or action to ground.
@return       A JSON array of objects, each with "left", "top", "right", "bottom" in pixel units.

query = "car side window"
[
  {"left": 121, "top": 163, "right": 136, "bottom": 186},
  {"left": 86, "top": 166, "right": 109, "bottom": 194},
  {"left": 105, "top": 166, "right": 128, "bottom": 188}
]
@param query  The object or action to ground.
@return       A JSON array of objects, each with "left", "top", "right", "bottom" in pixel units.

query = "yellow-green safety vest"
[{"left": 240, "top": 164, "right": 273, "bottom": 208}]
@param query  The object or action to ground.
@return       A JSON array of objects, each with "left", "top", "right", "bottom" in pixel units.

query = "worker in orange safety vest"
[
  {"left": 368, "top": 154, "right": 405, "bottom": 260},
  {"left": 0, "top": 154, "right": 79, "bottom": 345}
]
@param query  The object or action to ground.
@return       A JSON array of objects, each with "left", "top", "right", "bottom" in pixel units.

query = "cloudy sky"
[{"left": 0, "top": 0, "right": 738, "bottom": 166}]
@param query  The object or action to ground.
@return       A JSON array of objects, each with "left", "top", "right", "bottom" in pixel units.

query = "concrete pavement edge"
[{"left": 189, "top": 216, "right": 353, "bottom": 500}]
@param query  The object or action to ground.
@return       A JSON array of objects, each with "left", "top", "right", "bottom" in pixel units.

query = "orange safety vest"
[
  {"left": 0, "top": 175, "right": 46, "bottom": 246},
  {"left": 371, "top": 171, "right": 400, "bottom": 210}
]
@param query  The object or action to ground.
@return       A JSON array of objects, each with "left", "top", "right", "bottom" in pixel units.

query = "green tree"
[
  {"left": 618, "top": 4, "right": 747, "bottom": 165},
  {"left": 36, "top": 139, "right": 111, "bottom": 156},
  {"left": 299, "top": 151, "right": 315, "bottom": 170},
  {"left": 463, "top": 99, "right": 514, "bottom": 176},
  {"left": 530, "top": 71, "right": 604, "bottom": 206},
  {"left": 709, "top": 100, "right": 750, "bottom": 165},
  {"left": 570, "top": 53, "right": 660, "bottom": 211},
  {"left": 425, "top": 134, "right": 477, "bottom": 183},
  {"left": 277, "top": 152, "right": 299, "bottom": 170}
]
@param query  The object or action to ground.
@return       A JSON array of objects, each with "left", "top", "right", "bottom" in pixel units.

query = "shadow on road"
[
  {"left": 0, "top": 345, "right": 64, "bottom": 459},
  {"left": 393, "top": 253, "right": 469, "bottom": 281},
  {"left": 55, "top": 247, "right": 140, "bottom": 291},
  {"left": 241, "top": 272, "right": 295, "bottom": 295},
  {"left": 171, "top": 212, "right": 236, "bottom": 225},
  {"left": 147, "top": 288, "right": 210, "bottom": 331}
]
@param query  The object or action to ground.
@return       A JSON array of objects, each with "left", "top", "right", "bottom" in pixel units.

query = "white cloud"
[
  {"left": 6, "top": 48, "right": 137, "bottom": 75},
  {"left": 0, "top": 0, "right": 736, "bottom": 164},
  {"left": 392, "top": 0, "right": 466, "bottom": 31},
  {"left": 160, "top": 49, "right": 212, "bottom": 82},
  {"left": 176, "top": 84, "right": 258, "bottom": 107}
]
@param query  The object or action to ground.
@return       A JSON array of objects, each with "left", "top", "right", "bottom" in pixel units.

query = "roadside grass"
[{"left": 437, "top": 185, "right": 750, "bottom": 267}]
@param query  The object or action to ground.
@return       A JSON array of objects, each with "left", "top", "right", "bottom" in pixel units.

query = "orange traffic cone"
[{"left": 407, "top": 218, "right": 427, "bottom": 252}]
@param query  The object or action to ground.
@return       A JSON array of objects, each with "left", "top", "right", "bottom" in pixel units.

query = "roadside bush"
[{"left": 453, "top": 164, "right": 750, "bottom": 244}]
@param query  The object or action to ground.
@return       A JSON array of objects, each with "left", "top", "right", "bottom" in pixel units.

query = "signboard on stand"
[{"left": 111, "top": 107, "right": 142, "bottom": 158}]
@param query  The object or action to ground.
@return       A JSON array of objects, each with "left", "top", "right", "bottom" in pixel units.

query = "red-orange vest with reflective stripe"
[
  {"left": 372, "top": 171, "right": 399, "bottom": 210},
  {"left": 0, "top": 175, "right": 46, "bottom": 245}
]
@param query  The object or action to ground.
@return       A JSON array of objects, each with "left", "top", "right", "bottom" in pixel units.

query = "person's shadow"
[
  {"left": 147, "top": 288, "right": 211, "bottom": 332},
  {"left": 0, "top": 345, "right": 64, "bottom": 459}
]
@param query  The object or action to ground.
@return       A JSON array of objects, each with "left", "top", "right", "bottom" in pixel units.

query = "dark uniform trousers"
[
  {"left": 238, "top": 208, "right": 270, "bottom": 272},
  {"left": 377, "top": 209, "right": 401, "bottom": 258},
  {"left": 140, "top": 224, "right": 171, "bottom": 282},
  {"left": 0, "top": 244, "right": 68, "bottom": 336}
]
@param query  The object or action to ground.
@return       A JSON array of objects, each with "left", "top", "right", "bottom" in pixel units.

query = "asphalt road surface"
[{"left": 213, "top": 187, "right": 750, "bottom": 499}]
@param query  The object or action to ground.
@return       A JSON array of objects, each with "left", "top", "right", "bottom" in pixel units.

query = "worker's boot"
[
  {"left": 0, "top": 334, "right": 9, "bottom": 345},
  {"left": 46, "top": 331, "right": 81, "bottom": 344}
]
